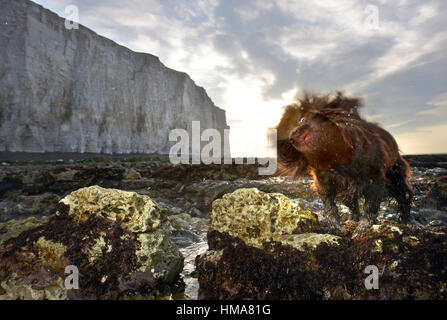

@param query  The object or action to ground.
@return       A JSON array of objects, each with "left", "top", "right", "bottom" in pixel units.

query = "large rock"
[
  {"left": 0, "top": 193, "right": 60, "bottom": 221},
  {"left": 196, "top": 188, "right": 447, "bottom": 300},
  {"left": 0, "top": 186, "right": 183, "bottom": 300},
  {"left": 210, "top": 188, "right": 322, "bottom": 248},
  {"left": 0, "top": 0, "right": 229, "bottom": 154},
  {"left": 0, "top": 216, "right": 50, "bottom": 246}
]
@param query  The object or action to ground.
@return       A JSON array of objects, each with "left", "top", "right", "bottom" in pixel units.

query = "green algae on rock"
[
  {"left": 196, "top": 188, "right": 447, "bottom": 300},
  {"left": 211, "top": 188, "right": 321, "bottom": 249},
  {"left": 60, "top": 186, "right": 162, "bottom": 233},
  {"left": 0, "top": 216, "right": 50, "bottom": 245},
  {"left": 0, "top": 186, "right": 183, "bottom": 300}
]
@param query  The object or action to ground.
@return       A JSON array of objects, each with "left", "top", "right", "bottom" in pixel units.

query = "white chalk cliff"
[{"left": 0, "top": 0, "right": 229, "bottom": 154}]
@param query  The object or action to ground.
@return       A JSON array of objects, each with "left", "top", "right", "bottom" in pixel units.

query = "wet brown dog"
[{"left": 276, "top": 92, "right": 413, "bottom": 238}]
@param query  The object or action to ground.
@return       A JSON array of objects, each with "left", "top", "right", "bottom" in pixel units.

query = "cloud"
[
  {"left": 410, "top": 3, "right": 438, "bottom": 26},
  {"left": 234, "top": 1, "right": 273, "bottom": 22},
  {"left": 418, "top": 93, "right": 447, "bottom": 116},
  {"left": 364, "top": 113, "right": 384, "bottom": 122},
  {"left": 33, "top": 0, "right": 447, "bottom": 155},
  {"left": 388, "top": 119, "right": 418, "bottom": 128}
]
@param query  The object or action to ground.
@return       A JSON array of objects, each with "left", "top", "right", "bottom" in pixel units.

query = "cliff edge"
[{"left": 0, "top": 0, "right": 228, "bottom": 154}]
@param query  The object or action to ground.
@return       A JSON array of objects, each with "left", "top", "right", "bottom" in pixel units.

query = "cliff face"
[{"left": 0, "top": 0, "right": 228, "bottom": 154}]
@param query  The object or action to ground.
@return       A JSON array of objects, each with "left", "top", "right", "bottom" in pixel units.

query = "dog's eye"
[{"left": 299, "top": 117, "right": 305, "bottom": 124}]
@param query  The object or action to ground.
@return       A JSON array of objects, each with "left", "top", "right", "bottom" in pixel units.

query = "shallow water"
[{"left": 179, "top": 240, "right": 209, "bottom": 300}]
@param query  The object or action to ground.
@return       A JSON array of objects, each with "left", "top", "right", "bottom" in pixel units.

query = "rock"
[
  {"left": 414, "top": 208, "right": 447, "bottom": 226},
  {"left": 211, "top": 188, "right": 321, "bottom": 248},
  {"left": 123, "top": 168, "right": 142, "bottom": 180},
  {"left": 419, "top": 176, "right": 447, "bottom": 211},
  {"left": 0, "top": 193, "right": 60, "bottom": 222},
  {"left": 0, "top": 176, "right": 23, "bottom": 197},
  {"left": 411, "top": 171, "right": 447, "bottom": 226},
  {"left": 2, "top": 158, "right": 447, "bottom": 300},
  {"left": 0, "top": 186, "right": 183, "bottom": 300},
  {"left": 0, "top": 0, "right": 228, "bottom": 154},
  {"left": 168, "top": 212, "right": 209, "bottom": 248},
  {"left": 196, "top": 188, "right": 447, "bottom": 300}
]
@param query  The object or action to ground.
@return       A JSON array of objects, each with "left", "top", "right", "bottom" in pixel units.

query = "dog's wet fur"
[{"left": 276, "top": 92, "right": 413, "bottom": 238}]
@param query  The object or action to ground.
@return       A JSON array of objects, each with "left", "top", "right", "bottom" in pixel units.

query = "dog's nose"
[{"left": 289, "top": 129, "right": 299, "bottom": 144}]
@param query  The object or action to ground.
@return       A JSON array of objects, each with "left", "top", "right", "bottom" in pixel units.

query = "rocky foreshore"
[
  {"left": 0, "top": 186, "right": 183, "bottom": 300},
  {"left": 0, "top": 0, "right": 228, "bottom": 154},
  {"left": 0, "top": 155, "right": 447, "bottom": 299},
  {"left": 195, "top": 188, "right": 447, "bottom": 299}
]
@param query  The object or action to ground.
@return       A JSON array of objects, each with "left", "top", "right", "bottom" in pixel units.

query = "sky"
[{"left": 34, "top": 0, "right": 447, "bottom": 156}]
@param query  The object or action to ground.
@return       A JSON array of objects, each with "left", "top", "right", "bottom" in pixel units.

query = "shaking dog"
[{"left": 276, "top": 92, "right": 413, "bottom": 238}]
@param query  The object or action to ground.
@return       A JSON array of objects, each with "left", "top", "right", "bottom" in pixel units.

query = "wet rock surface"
[
  {"left": 0, "top": 186, "right": 183, "bottom": 300},
  {"left": 0, "top": 154, "right": 447, "bottom": 299},
  {"left": 196, "top": 188, "right": 447, "bottom": 300},
  {"left": 197, "top": 225, "right": 447, "bottom": 299}
]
